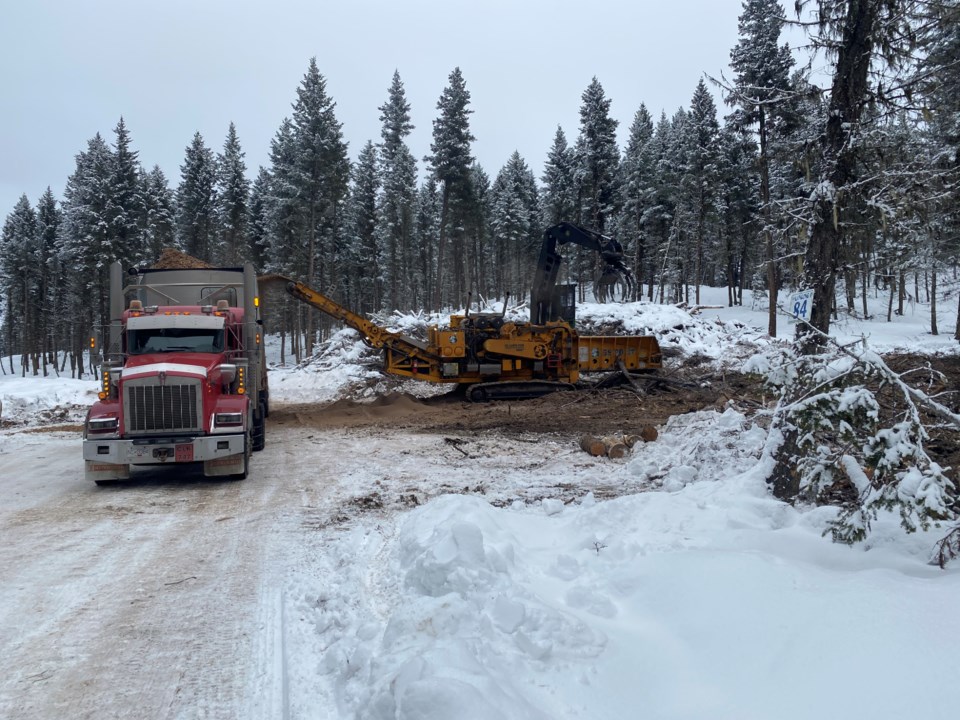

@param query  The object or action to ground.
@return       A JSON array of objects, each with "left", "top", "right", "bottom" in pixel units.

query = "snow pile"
[
  {"left": 626, "top": 407, "right": 768, "bottom": 491},
  {"left": 268, "top": 328, "right": 381, "bottom": 404},
  {"left": 283, "top": 408, "right": 960, "bottom": 719},
  {"left": 578, "top": 299, "right": 769, "bottom": 364},
  {"left": 0, "top": 372, "right": 96, "bottom": 426}
]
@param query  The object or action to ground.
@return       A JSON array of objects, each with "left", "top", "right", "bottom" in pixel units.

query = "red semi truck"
[{"left": 83, "top": 262, "right": 268, "bottom": 484}]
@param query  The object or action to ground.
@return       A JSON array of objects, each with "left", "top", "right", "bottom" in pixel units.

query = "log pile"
[{"left": 579, "top": 425, "right": 658, "bottom": 458}]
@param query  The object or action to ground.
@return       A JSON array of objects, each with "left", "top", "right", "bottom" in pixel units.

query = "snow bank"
[{"left": 282, "top": 407, "right": 959, "bottom": 719}]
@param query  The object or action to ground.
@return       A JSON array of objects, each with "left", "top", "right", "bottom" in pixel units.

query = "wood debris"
[
  {"left": 151, "top": 248, "right": 213, "bottom": 270},
  {"left": 579, "top": 425, "right": 657, "bottom": 458}
]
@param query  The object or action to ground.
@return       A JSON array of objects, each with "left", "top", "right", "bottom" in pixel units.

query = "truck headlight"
[
  {"left": 214, "top": 412, "right": 244, "bottom": 427},
  {"left": 87, "top": 417, "right": 119, "bottom": 433}
]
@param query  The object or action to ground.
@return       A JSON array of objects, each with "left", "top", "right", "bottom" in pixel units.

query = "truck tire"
[{"left": 252, "top": 403, "right": 266, "bottom": 452}]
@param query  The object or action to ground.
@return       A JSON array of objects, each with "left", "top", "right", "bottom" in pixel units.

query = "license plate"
[{"left": 175, "top": 444, "right": 194, "bottom": 462}]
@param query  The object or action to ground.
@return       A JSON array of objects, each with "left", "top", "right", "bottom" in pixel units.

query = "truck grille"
[{"left": 124, "top": 380, "right": 202, "bottom": 434}]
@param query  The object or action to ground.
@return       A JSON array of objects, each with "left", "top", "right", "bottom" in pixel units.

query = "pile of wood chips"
[
  {"left": 151, "top": 248, "right": 213, "bottom": 269},
  {"left": 579, "top": 425, "right": 658, "bottom": 459}
]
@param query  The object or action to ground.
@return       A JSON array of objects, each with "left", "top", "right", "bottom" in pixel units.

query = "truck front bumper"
[{"left": 83, "top": 434, "right": 246, "bottom": 481}]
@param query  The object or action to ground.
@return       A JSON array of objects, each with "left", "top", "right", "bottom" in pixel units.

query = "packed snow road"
[{"left": 0, "top": 429, "right": 296, "bottom": 719}]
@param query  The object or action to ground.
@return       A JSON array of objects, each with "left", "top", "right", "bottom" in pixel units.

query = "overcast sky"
[{"left": 1, "top": 0, "right": 759, "bottom": 217}]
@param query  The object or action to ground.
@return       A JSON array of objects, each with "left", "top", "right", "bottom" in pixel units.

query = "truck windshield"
[{"left": 128, "top": 327, "right": 225, "bottom": 355}]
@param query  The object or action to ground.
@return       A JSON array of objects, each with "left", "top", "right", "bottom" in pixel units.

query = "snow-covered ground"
[{"left": 1, "top": 286, "right": 958, "bottom": 720}]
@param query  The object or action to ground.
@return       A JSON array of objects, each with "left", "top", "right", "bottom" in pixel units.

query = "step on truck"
[{"left": 83, "top": 261, "right": 268, "bottom": 485}]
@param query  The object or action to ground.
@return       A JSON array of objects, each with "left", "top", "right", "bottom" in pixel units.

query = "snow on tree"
[
  {"left": 425, "top": 67, "right": 475, "bottom": 311},
  {"left": 376, "top": 71, "right": 418, "bottom": 312},
  {"left": 215, "top": 122, "right": 251, "bottom": 266},
  {"left": 541, "top": 126, "right": 576, "bottom": 226},
  {"left": 58, "top": 133, "right": 114, "bottom": 376},
  {"left": 343, "top": 140, "right": 380, "bottom": 313},
  {"left": 289, "top": 57, "right": 350, "bottom": 353},
  {"left": 573, "top": 77, "right": 620, "bottom": 299},
  {"left": 247, "top": 167, "right": 271, "bottom": 275},
  {"left": 490, "top": 151, "right": 540, "bottom": 303},
  {"left": 617, "top": 105, "right": 655, "bottom": 298},
  {"left": 176, "top": 132, "right": 218, "bottom": 262},
  {"left": 727, "top": 0, "right": 794, "bottom": 335},
  {"left": 138, "top": 165, "right": 176, "bottom": 265},
  {"left": 683, "top": 79, "right": 722, "bottom": 305},
  {"left": 0, "top": 196, "right": 38, "bottom": 374}
]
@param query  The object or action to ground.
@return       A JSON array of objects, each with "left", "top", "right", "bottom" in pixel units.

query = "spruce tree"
[
  {"left": 541, "top": 126, "right": 576, "bottom": 226},
  {"left": 466, "top": 162, "right": 495, "bottom": 302},
  {"left": 618, "top": 105, "right": 655, "bottom": 297},
  {"left": 377, "top": 71, "right": 418, "bottom": 311},
  {"left": 216, "top": 122, "right": 250, "bottom": 265},
  {"left": 176, "top": 132, "right": 218, "bottom": 261},
  {"left": 58, "top": 133, "right": 114, "bottom": 375},
  {"left": 684, "top": 79, "right": 722, "bottom": 304},
  {"left": 343, "top": 140, "right": 380, "bottom": 313},
  {"left": 728, "top": 0, "right": 794, "bottom": 334},
  {"left": 916, "top": 1, "right": 960, "bottom": 340},
  {"left": 574, "top": 78, "right": 620, "bottom": 233},
  {"left": 490, "top": 152, "right": 540, "bottom": 302},
  {"left": 573, "top": 78, "right": 620, "bottom": 298},
  {"left": 264, "top": 118, "right": 303, "bottom": 277},
  {"left": 35, "top": 188, "right": 63, "bottom": 374},
  {"left": 139, "top": 165, "right": 176, "bottom": 263},
  {"left": 106, "top": 118, "right": 142, "bottom": 266},
  {"left": 426, "top": 67, "right": 475, "bottom": 310},
  {"left": 0, "top": 196, "right": 38, "bottom": 373},
  {"left": 716, "top": 122, "right": 759, "bottom": 307},
  {"left": 656, "top": 109, "right": 690, "bottom": 303},
  {"left": 645, "top": 112, "right": 677, "bottom": 301},
  {"left": 414, "top": 177, "right": 442, "bottom": 310},
  {"left": 247, "top": 167, "right": 271, "bottom": 272},
  {"left": 290, "top": 58, "right": 350, "bottom": 352}
]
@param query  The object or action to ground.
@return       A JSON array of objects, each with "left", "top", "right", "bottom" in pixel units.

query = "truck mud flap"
[
  {"left": 203, "top": 453, "right": 246, "bottom": 478},
  {"left": 86, "top": 460, "right": 131, "bottom": 483}
]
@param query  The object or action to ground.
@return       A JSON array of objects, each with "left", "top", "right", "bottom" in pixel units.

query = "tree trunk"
[
  {"left": 434, "top": 185, "right": 450, "bottom": 312},
  {"left": 931, "top": 268, "right": 938, "bottom": 335},
  {"left": 886, "top": 273, "right": 895, "bottom": 322},
  {"left": 773, "top": 0, "right": 879, "bottom": 500},
  {"left": 955, "top": 290, "right": 959, "bottom": 342},
  {"left": 758, "top": 108, "right": 777, "bottom": 337}
]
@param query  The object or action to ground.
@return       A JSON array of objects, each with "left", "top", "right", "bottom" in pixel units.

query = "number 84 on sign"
[{"left": 789, "top": 289, "right": 814, "bottom": 322}]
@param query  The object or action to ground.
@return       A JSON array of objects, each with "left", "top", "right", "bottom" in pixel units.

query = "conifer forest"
[{"left": 1, "top": 0, "right": 959, "bottom": 376}]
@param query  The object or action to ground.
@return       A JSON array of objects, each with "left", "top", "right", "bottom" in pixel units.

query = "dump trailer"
[
  {"left": 82, "top": 262, "right": 268, "bottom": 484},
  {"left": 277, "top": 222, "right": 661, "bottom": 401}
]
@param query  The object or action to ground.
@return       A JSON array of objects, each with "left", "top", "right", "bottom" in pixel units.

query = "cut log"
[
  {"left": 624, "top": 425, "right": 658, "bottom": 447},
  {"left": 602, "top": 437, "right": 628, "bottom": 459},
  {"left": 579, "top": 434, "right": 607, "bottom": 457}
]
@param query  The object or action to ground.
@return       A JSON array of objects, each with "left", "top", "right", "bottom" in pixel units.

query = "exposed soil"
[
  {"left": 268, "top": 353, "right": 960, "bottom": 473},
  {"left": 268, "top": 367, "right": 768, "bottom": 440}
]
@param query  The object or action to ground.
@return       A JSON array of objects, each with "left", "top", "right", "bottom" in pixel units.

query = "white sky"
[{"left": 1, "top": 0, "right": 756, "bottom": 217}]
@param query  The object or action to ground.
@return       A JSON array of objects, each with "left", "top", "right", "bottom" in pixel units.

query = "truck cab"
[{"left": 83, "top": 263, "right": 268, "bottom": 485}]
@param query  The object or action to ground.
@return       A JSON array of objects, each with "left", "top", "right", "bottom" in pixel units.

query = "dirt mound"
[{"left": 151, "top": 248, "right": 213, "bottom": 269}]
